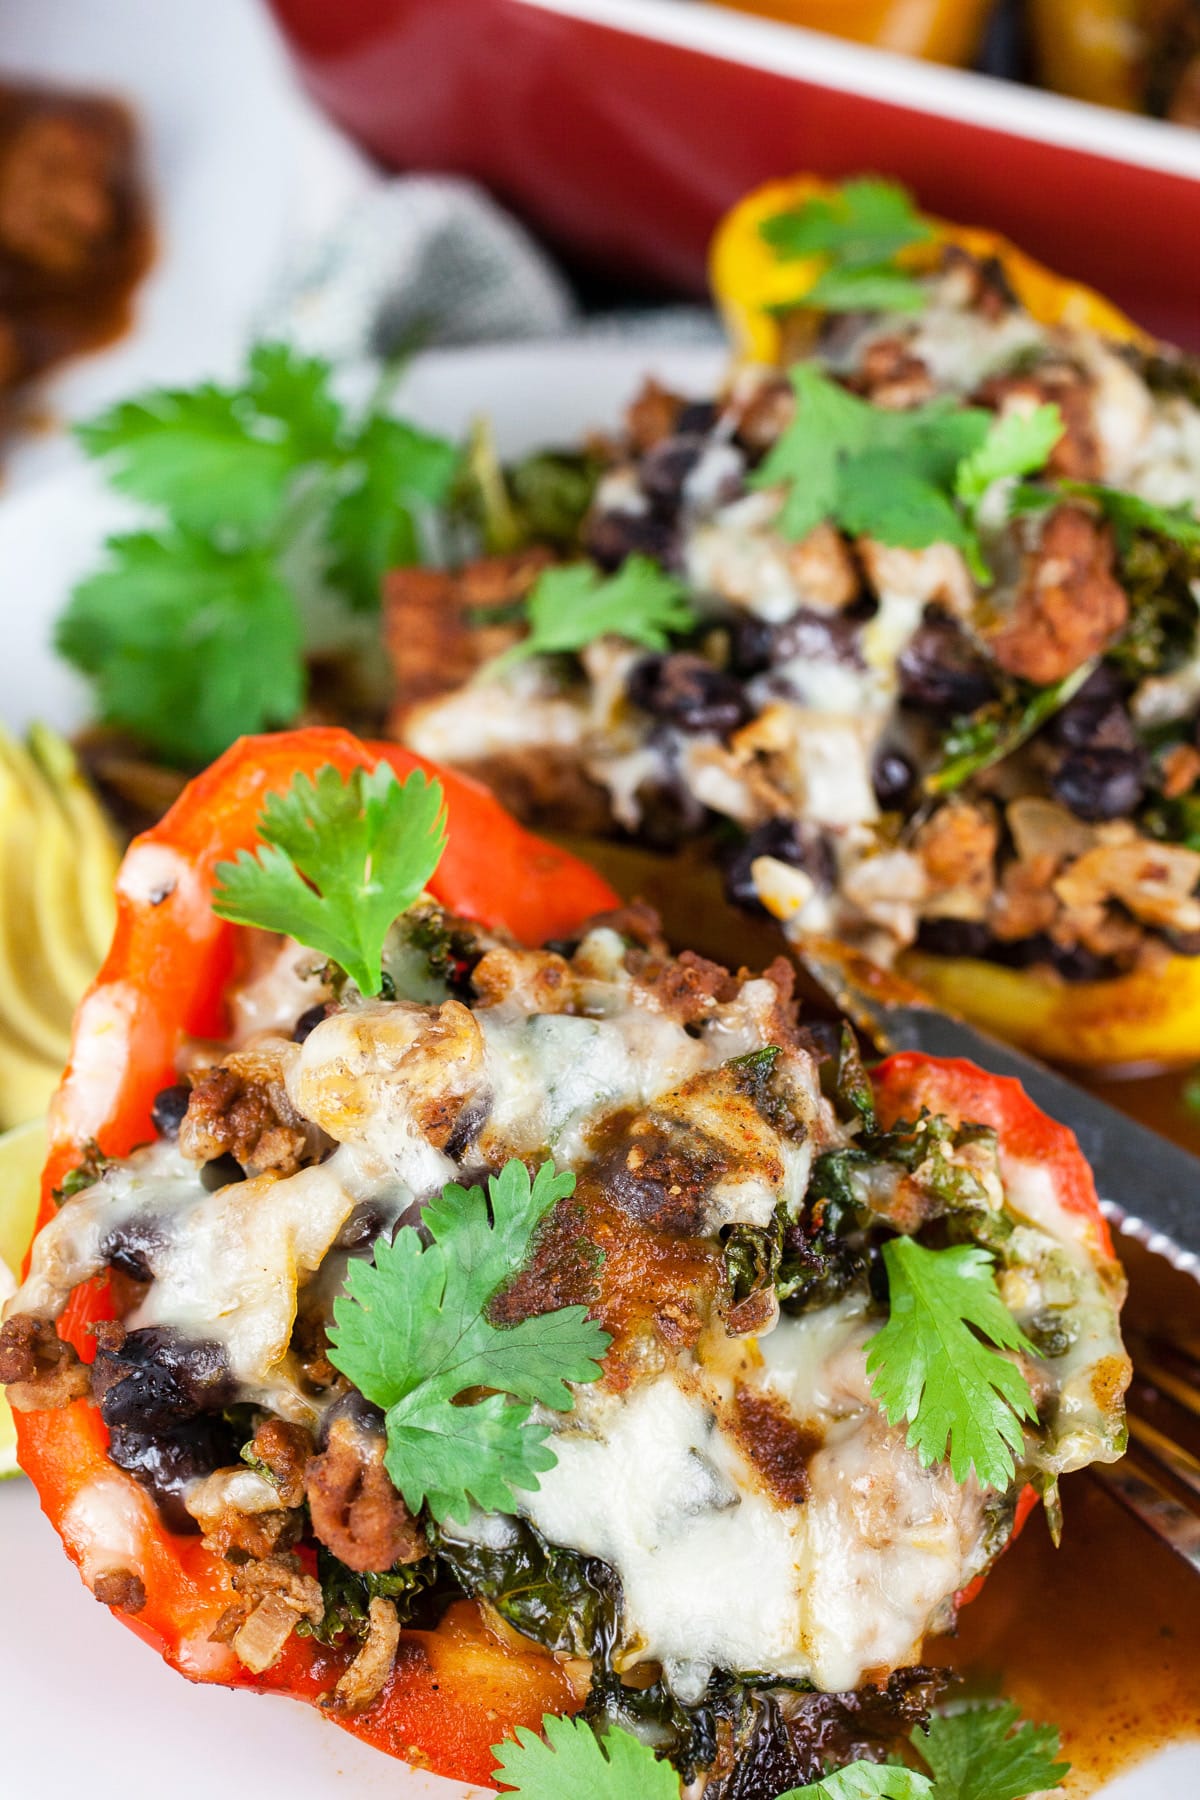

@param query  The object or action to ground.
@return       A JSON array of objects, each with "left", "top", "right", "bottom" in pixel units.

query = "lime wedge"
[{"left": 0, "top": 1117, "right": 46, "bottom": 1479}]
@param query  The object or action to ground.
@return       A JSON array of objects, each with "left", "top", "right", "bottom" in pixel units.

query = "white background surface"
[{"left": 0, "top": 2, "right": 1196, "bottom": 1793}]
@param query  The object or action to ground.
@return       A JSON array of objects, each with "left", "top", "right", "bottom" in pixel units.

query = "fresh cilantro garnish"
[
  {"left": 57, "top": 532, "right": 304, "bottom": 767},
  {"left": 753, "top": 367, "right": 1060, "bottom": 578},
  {"left": 925, "top": 659, "right": 1097, "bottom": 795},
  {"left": 954, "top": 405, "right": 1065, "bottom": 515},
  {"left": 327, "top": 1159, "right": 610, "bottom": 1524},
  {"left": 492, "top": 1714, "right": 678, "bottom": 1800},
  {"left": 759, "top": 177, "right": 934, "bottom": 313},
  {"left": 212, "top": 761, "right": 447, "bottom": 998},
  {"left": 489, "top": 1705, "right": 1066, "bottom": 1800},
  {"left": 479, "top": 555, "right": 695, "bottom": 679},
  {"left": 57, "top": 343, "right": 459, "bottom": 763},
  {"left": 866, "top": 1238, "right": 1038, "bottom": 1489},
  {"left": 915, "top": 1703, "right": 1069, "bottom": 1800},
  {"left": 781, "top": 1767, "right": 932, "bottom": 1800},
  {"left": 756, "top": 365, "right": 974, "bottom": 543}
]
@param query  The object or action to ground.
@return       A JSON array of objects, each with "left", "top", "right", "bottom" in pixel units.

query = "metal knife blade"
[{"left": 799, "top": 943, "right": 1200, "bottom": 1278}]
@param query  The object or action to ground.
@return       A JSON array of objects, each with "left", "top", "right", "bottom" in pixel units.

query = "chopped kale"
[
  {"left": 1107, "top": 531, "right": 1200, "bottom": 680},
  {"left": 298, "top": 1544, "right": 437, "bottom": 1645},
  {"left": 435, "top": 1518, "right": 621, "bottom": 1661}
]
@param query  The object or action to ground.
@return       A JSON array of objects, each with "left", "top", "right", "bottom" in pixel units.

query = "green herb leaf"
[
  {"left": 493, "top": 1714, "right": 679, "bottom": 1800},
  {"left": 866, "top": 1238, "right": 1038, "bottom": 1488},
  {"left": 75, "top": 386, "right": 298, "bottom": 539},
  {"left": 327, "top": 414, "right": 460, "bottom": 610},
  {"left": 62, "top": 342, "right": 459, "bottom": 761},
  {"left": 751, "top": 367, "right": 993, "bottom": 552},
  {"left": 954, "top": 405, "right": 1065, "bottom": 512},
  {"left": 56, "top": 531, "right": 304, "bottom": 766},
  {"left": 759, "top": 177, "right": 933, "bottom": 315},
  {"left": 916, "top": 1703, "right": 1070, "bottom": 1800},
  {"left": 481, "top": 555, "right": 695, "bottom": 679},
  {"left": 779, "top": 1764, "right": 933, "bottom": 1800},
  {"left": 212, "top": 761, "right": 447, "bottom": 996},
  {"left": 327, "top": 1159, "right": 610, "bottom": 1524},
  {"left": 925, "top": 659, "right": 1098, "bottom": 795}
]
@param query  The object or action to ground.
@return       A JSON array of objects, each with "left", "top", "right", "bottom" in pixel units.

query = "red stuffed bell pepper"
[{"left": 2, "top": 729, "right": 1128, "bottom": 1792}]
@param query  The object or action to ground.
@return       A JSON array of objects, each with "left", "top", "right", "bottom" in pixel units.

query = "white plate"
[{"left": 2, "top": 337, "right": 1197, "bottom": 1798}]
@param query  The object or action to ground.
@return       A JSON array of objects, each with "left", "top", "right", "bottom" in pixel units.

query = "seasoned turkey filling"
[
  {"left": 2, "top": 900, "right": 1128, "bottom": 1784},
  {"left": 395, "top": 251, "right": 1200, "bottom": 984}
]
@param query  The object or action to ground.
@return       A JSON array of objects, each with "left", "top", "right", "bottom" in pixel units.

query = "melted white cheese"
[{"left": 523, "top": 1296, "right": 988, "bottom": 1694}]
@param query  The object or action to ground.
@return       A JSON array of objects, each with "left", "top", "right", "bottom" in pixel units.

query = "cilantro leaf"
[
  {"left": 780, "top": 1766, "right": 933, "bottom": 1800},
  {"left": 492, "top": 1714, "right": 679, "bottom": 1800},
  {"left": 327, "top": 1159, "right": 610, "bottom": 1524},
  {"left": 62, "top": 341, "right": 459, "bottom": 762},
  {"left": 55, "top": 531, "right": 304, "bottom": 765},
  {"left": 866, "top": 1238, "right": 1038, "bottom": 1489},
  {"left": 328, "top": 414, "right": 461, "bottom": 610},
  {"left": 751, "top": 364, "right": 878, "bottom": 540},
  {"left": 212, "top": 762, "right": 447, "bottom": 996},
  {"left": 244, "top": 342, "right": 342, "bottom": 458},
  {"left": 75, "top": 385, "right": 299, "bottom": 539},
  {"left": 752, "top": 367, "right": 992, "bottom": 554},
  {"left": 760, "top": 177, "right": 933, "bottom": 314},
  {"left": 481, "top": 555, "right": 695, "bottom": 679},
  {"left": 954, "top": 405, "right": 1065, "bottom": 512},
  {"left": 916, "top": 1704, "right": 1070, "bottom": 1800}
]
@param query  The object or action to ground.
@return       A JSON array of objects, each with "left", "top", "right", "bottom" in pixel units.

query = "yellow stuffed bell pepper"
[
  {"left": 1029, "top": 0, "right": 1200, "bottom": 125},
  {"left": 710, "top": 0, "right": 992, "bottom": 66},
  {"left": 711, "top": 172, "right": 1149, "bottom": 366},
  {"left": 709, "top": 175, "right": 1200, "bottom": 1071}
]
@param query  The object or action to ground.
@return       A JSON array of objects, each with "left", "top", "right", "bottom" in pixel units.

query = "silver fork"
[{"left": 1089, "top": 1333, "right": 1200, "bottom": 1575}]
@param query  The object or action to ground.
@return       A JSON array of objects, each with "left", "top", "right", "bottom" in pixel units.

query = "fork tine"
[
  {"left": 1127, "top": 1413, "right": 1200, "bottom": 1502},
  {"left": 1090, "top": 1448, "right": 1200, "bottom": 1575},
  {"left": 1129, "top": 1335, "right": 1200, "bottom": 1424}
]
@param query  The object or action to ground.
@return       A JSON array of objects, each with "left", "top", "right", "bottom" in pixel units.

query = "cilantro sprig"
[
  {"left": 328, "top": 1158, "right": 610, "bottom": 1524},
  {"left": 916, "top": 1704, "right": 1070, "bottom": 1800},
  {"left": 490, "top": 1704, "right": 1068, "bottom": 1800},
  {"left": 760, "top": 178, "right": 935, "bottom": 314},
  {"left": 212, "top": 761, "right": 447, "bottom": 997},
  {"left": 479, "top": 555, "right": 695, "bottom": 680},
  {"left": 57, "top": 344, "right": 459, "bottom": 763},
  {"left": 867, "top": 1238, "right": 1038, "bottom": 1490},
  {"left": 752, "top": 367, "right": 1062, "bottom": 577}
]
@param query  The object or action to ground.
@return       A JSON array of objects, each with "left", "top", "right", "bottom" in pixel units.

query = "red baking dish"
[{"left": 267, "top": 0, "right": 1200, "bottom": 346}]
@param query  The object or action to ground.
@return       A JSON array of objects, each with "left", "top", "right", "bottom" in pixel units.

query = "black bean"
[
  {"left": 898, "top": 614, "right": 995, "bottom": 715},
  {"left": 1050, "top": 746, "right": 1145, "bottom": 821},
  {"left": 106, "top": 1419, "right": 240, "bottom": 1534},
  {"left": 914, "top": 917, "right": 993, "bottom": 959},
  {"left": 443, "top": 1093, "right": 493, "bottom": 1161},
  {"left": 293, "top": 1002, "right": 330, "bottom": 1043},
  {"left": 722, "top": 818, "right": 836, "bottom": 914},
  {"left": 676, "top": 400, "right": 719, "bottom": 434},
  {"left": 639, "top": 434, "right": 706, "bottom": 506},
  {"left": 872, "top": 747, "right": 916, "bottom": 811},
  {"left": 334, "top": 1202, "right": 388, "bottom": 1251},
  {"left": 150, "top": 1084, "right": 190, "bottom": 1140},
  {"left": 316, "top": 1387, "right": 387, "bottom": 1452},
  {"left": 584, "top": 507, "right": 679, "bottom": 573},
  {"left": 992, "top": 933, "right": 1116, "bottom": 983},
  {"left": 1052, "top": 694, "right": 1137, "bottom": 753},
  {"left": 95, "top": 1327, "right": 236, "bottom": 1434},
  {"left": 771, "top": 608, "right": 862, "bottom": 669},
  {"left": 99, "top": 1217, "right": 165, "bottom": 1284},
  {"left": 728, "top": 614, "right": 777, "bottom": 677},
  {"left": 626, "top": 653, "right": 752, "bottom": 737}
]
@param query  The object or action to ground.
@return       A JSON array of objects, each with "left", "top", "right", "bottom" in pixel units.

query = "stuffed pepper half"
[
  {"left": 1, "top": 728, "right": 1127, "bottom": 1792},
  {"left": 394, "top": 177, "right": 1200, "bottom": 1067}
]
